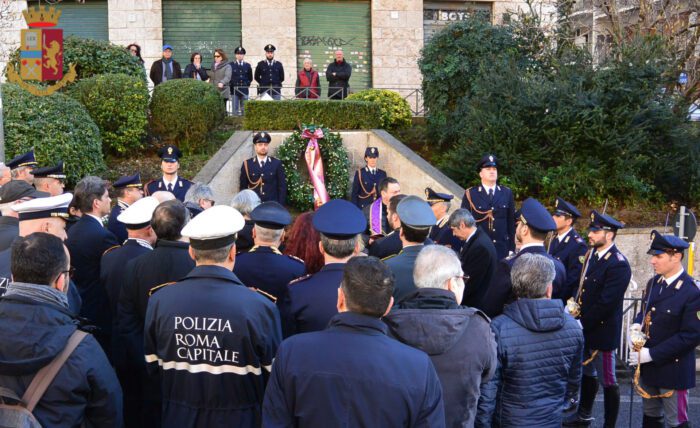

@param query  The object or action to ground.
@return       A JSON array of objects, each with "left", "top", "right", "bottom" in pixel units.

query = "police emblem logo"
[
  {"left": 168, "top": 147, "right": 173, "bottom": 155},
  {"left": 489, "top": 155, "right": 494, "bottom": 162},
  {"left": 591, "top": 212, "right": 595, "bottom": 222},
  {"left": 578, "top": 255, "right": 585, "bottom": 264},
  {"left": 371, "top": 147, "right": 376, "bottom": 154}
]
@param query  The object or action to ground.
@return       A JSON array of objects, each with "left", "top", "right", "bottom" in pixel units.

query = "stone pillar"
[
  {"left": 0, "top": 0, "right": 28, "bottom": 83},
  {"left": 108, "top": 0, "right": 163, "bottom": 80},
  {"left": 241, "top": 0, "right": 297, "bottom": 97}
]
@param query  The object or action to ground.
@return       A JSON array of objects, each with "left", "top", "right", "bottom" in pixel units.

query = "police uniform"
[
  {"left": 144, "top": 205, "right": 281, "bottom": 427},
  {"left": 630, "top": 232, "right": 700, "bottom": 428},
  {"left": 350, "top": 147, "right": 387, "bottom": 209},
  {"left": 233, "top": 202, "right": 305, "bottom": 304},
  {"left": 0, "top": 181, "right": 48, "bottom": 251},
  {"left": 31, "top": 161, "right": 66, "bottom": 196},
  {"left": 230, "top": 46, "right": 252, "bottom": 116},
  {"left": 461, "top": 154, "right": 515, "bottom": 260},
  {"left": 239, "top": 132, "right": 288, "bottom": 204},
  {"left": 107, "top": 174, "right": 143, "bottom": 243},
  {"left": 564, "top": 211, "right": 631, "bottom": 428},
  {"left": 6, "top": 150, "right": 38, "bottom": 171},
  {"left": 549, "top": 197, "right": 588, "bottom": 302},
  {"left": 426, "top": 187, "right": 462, "bottom": 252},
  {"left": 254, "top": 44, "right": 284, "bottom": 99},
  {"left": 383, "top": 196, "right": 436, "bottom": 302},
  {"left": 279, "top": 199, "right": 365, "bottom": 337},
  {"left": 479, "top": 198, "right": 566, "bottom": 318},
  {"left": 144, "top": 145, "right": 192, "bottom": 201}
]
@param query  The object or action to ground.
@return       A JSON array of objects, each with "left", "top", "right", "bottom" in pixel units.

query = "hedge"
[
  {"left": 149, "top": 78, "right": 225, "bottom": 153},
  {"left": 346, "top": 89, "right": 412, "bottom": 129},
  {"left": 2, "top": 84, "right": 106, "bottom": 186},
  {"left": 67, "top": 74, "right": 149, "bottom": 156},
  {"left": 243, "top": 100, "right": 383, "bottom": 130}
]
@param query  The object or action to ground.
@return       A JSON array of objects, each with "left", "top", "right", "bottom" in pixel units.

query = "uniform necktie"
[
  {"left": 488, "top": 188, "right": 494, "bottom": 202},
  {"left": 167, "top": 183, "right": 173, "bottom": 192},
  {"left": 592, "top": 252, "right": 599, "bottom": 263}
]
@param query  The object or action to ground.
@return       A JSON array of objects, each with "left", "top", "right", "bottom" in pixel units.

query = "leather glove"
[{"left": 628, "top": 323, "right": 642, "bottom": 350}]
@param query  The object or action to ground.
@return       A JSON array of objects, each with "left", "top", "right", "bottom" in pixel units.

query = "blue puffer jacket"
[{"left": 475, "top": 299, "right": 583, "bottom": 428}]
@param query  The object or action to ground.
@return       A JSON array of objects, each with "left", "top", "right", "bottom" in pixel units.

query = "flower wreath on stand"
[{"left": 277, "top": 124, "right": 350, "bottom": 212}]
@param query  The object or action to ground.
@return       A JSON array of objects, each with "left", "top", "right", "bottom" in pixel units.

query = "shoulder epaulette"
[
  {"left": 694, "top": 279, "right": 700, "bottom": 290},
  {"left": 102, "top": 245, "right": 120, "bottom": 257},
  {"left": 149, "top": 281, "right": 176, "bottom": 296},
  {"left": 575, "top": 236, "right": 585, "bottom": 244},
  {"left": 287, "top": 254, "right": 305, "bottom": 264},
  {"left": 251, "top": 287, "right": 277, "bottom": 303},
  {"left": 616, "top": 252, "right": 626, "bottom": 262},
  {"left": 289, "top": 274, "right": 312, "bottom": 285}
]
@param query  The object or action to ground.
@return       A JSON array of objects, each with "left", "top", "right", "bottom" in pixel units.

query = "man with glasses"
[{"left": 32, "top": 161, "right": 66, "bottom": 197}]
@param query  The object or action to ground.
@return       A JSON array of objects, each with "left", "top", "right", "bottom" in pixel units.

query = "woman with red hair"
[{"left": 283, "top": 211, "right": 324, "bottom": 274}]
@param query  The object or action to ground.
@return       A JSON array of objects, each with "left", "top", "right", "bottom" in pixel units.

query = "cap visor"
[{"left": 647, "top": 249, "right": 665, "bottom": 255}]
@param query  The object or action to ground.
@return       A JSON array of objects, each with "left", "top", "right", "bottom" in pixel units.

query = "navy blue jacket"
[
  {"left": 233, "top": 245, "right": 305, "bottom": 305},
  {"left": 230, "top": 61, "right": 253, "bottom": 96},
  {"left": 66, "top": 215, "right": 120, "bottom": 350},
  {"left": 0, "top": 294, "right": 122, "bottom": 428},
  {"left": 262, "top": 312, "right": 445, "bottom": 427},
  {"left": 476, "top": 299, "right": 584, "bottom": 428},
  {"left": 362, "top": 200, "right": 391, "bottom": 236},
  {"left": 458, "top": 228, "right": 498, "bottom": 309},
  {"left": 106, "top": 200, "right": 128, "bottom": 244},
  {"left": 578, "top": 245, "right": 631, "bottom": 351},
  {"left": 279, "top": 262, "right": 344, "bottom": 337},
  {"left": 429, "top": 216, "right": 462, "bottom": 253},
  {"left": 254, "top": 59, "right": 284, "bottom": 94},
  {"left": 634, "top": 271, "right": 700, "bottom": 390},
  {"left": 350, "top": 167, "right": 386, "bottom": 209},
  {"left": 0, "top": 216, "right": 18, "bottom": 252},
  {"left": 461, "top": 185, "right": 515, "bottom": 260},
  {"left": 549, "top": 228, "right": 588, "bottom": 301},
  {"left": 145, "top": 176, "right": 193, "bottom": 202},
  {"left": 145, "top": 265, "right": 282, "bottom": 428},
  {"left": 239, "top": 157, "right": 287, "bottom": 204},
  {"left": 368, "top": 229, "right": 401, "bottom": 259},
  {"left": 385, "top": 288, "right": 497, "bottom": 428},
  {"left": 384, "top": 244, "right": 429, "bottom": 303},
  {"left": 480, "top": 245, "right": 566, "bottom": 318}
]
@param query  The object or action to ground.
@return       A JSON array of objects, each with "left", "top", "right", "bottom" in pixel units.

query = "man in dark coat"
[
  {"left": 263, "top": 256, "right": 445, "bottom": 427},
  {"left": 564, "top": 211, "right": 631, "bottom": 428},
  {"left": 385, "top": 245, "right": 496, "bottom": 427},
  {"left": 0, "top": 181, "right": 48, "bottom": 251},
  {"left": 367, "top": 194, "right": 405, "bottom": 259},
  {"left": 66, "top": 176, "right": 120, "bottom": 353},
  {"left": 426, "top": 187, "right": 462, "bottom": 252},
  {"left": 477, "top": 253, "right": 584, "bottom": 427},
  {"left": 6, "top": 150, "right": 37, "bottom": 184},
  {"left": 0, "top": 233, "right": 123, "bottom": 427},
  {"left": 234, "top": 202, "right": 305, "bottom": 304},
  {"left": 144, "top": 145, "right": 193, "bottom": 202},
  {"left": 150, "top": 44, "right": 182, "bottom": 86},
  {"left": 280, "top": 199, "right": 365, "bottom": 337},
  {"left": 239, "top": 132, "right": 287, "bottom": 204},
  {"left": 383, "top": 196, "right": 436, "bottom": 302},
  {"left": 325, "top": 49, "right": 352, "bottom": 99},
  {"left": 480, "top": 198, "right": 566, "bottom": 318},
  {"left": 629, "top": 232, "right": 700, "bottom": 428},
  {"left": 350, "top": 147, "right": 386, "bottom": 209},
  {"left": 230, "top": 46, "right": 253, "bottom": 116},
  {"left": 550, "top": 197, "right": 588, "bottom": 302},
  {"left": 363, "top": 177, "right": 400, "bottom": 238},
  {"left": 32, "top": 161, "right": 66, "bottom": 196},
  {"left": 117, "top": 199, "right": 195, "bottom": 428},
  {"left": 107, "top": 173, "right": 144, "bottom": 243},
  {"left": 461, "top": 154, "right": 515, "bottom": 260},
  {"left": 145, "top": 204, "right": 281, "bottom": 427},
  {"left": 448, "top": 208, "right": 498, "bottom": 308},
  {"left": 254, "top": 44, "right": 284, "bottom": 100}
]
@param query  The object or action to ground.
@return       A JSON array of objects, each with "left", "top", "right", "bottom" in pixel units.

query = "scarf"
[
  {"left": 4, "top": 281, "right": 69, "bottom": 310},
  {"left": 163, "top": 57, "right": 173, "bottom": 80}
]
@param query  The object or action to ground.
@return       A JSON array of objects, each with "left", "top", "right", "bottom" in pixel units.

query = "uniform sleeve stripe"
[{"left": 144, "top": 354, "right": 267, "bottom": 376}]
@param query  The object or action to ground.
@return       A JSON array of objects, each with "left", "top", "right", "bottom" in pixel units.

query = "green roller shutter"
[
  {"left": 54, "top": 0, "right": 109, "bottom": 40},
  {"left": 162, "top": 1, "right": 242, "bottom": 68},
  {"left": 296, "top": 1, "right": 372, "bottom": 98}
]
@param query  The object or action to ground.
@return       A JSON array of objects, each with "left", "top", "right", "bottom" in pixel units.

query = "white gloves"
[
  {"left": 627, "top": 323, "right": 642, "bottom": 349},
  {"left": 627, "top": 348, "right": 652, "bottom": 365}
]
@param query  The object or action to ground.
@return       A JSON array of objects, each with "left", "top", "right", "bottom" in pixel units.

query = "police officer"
[
  {"left": 144, "top": 205, "right": 281, "bottom": 427},
  {"left": 479, "top": 198, "right": 566, "bottom": 317},
  {"left": 6, "top": 150, "right": 38, "bottom": 184},
  {"left": 627, "top": 232, "right": 700, "bottom": 428},
  {"left": 461, "top": 154, "right": 515, "bottom": 260},
  {"left": 564, "top": 211, "right": 631, "bottom": 428},
  {"left": 383, "top": 195, "right": 436, "bottom": 302},
  {"left": 233, "top": 201, "right": 305, "bottom": 304},
  {"left": 254, "top": 44, "right": 284, "bottom": 100},
  {"left": 550, "top": 197, "right": 587, "bottom": 301},
  {"left": 0, "top": 181, "right": 48, "bottom": 251},
  {"left": 280, "top": 199, "right": 365, "bottom": 337},
  {"left": 230, "top": 46, "right": 252, "bottom": 116},
  {"left": 239, "top": 132, "right": 287, "bottom": 204},
  {"left": 350, "top": 147, "right": 387, "bottom": 209},
  {"left": 144, "top": 145, "right": 192, "bottom": 201},
  {"left": 32, "top": 161, "right": 66, "bottom": 196},
  {"left": 426, "top": 187, "right": 462, "bottom": 252},
  {"left": 108, "top": 174, "right": 144, "bottom": 243}
]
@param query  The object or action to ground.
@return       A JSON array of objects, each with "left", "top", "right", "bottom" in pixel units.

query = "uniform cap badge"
[
  {"left": 578, "top": 255, "right": 585, "bottom": 264},
  {"left": 168, "top": 147, "right": 173, "bottom": 155},
  {"left": 489, "top": 155, "right": 494, "bottom": 162}
]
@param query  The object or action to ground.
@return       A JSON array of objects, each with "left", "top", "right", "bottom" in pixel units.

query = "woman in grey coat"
[{"left": 210, "top": 48, "right": 231, "bottom": 100}]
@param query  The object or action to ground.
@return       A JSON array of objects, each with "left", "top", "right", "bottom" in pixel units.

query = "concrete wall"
[{"left": 0, "top": 0, "right": 27, "bottom": 81}]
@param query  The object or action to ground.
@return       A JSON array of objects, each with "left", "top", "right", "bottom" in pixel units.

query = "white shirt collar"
[
  {"left": 163, "top": 175, "right": 178, "bottom": 187},
  {"left": 596, "top": 243, "right": 614, "bottom": 260},
  {"left": 663, "top": 268, "right": 684, "bottom": 286},
  {"left": 464, "top": 227, "right": 477, "bottom": 243},
  {"left": 557, "top": 227, "right": 573, "bottom": 242},
  {"left": 257, "top": 156, "right": 268, "bottom": 165},
  {"left": 86, "top": 214, "right": 104, "bottom": 227},
  {"left": 520, "top": 242, "right": 544, "bottom": 251},
  {"left": 482, "top": 184, "right": 496, "bottom": 194}
]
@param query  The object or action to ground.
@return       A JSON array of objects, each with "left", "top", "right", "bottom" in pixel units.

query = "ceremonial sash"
[{"left": 369, "top": 198, "right": 383, "bottom": 235}]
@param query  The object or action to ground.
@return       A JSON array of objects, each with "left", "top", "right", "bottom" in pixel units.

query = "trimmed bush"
[
  {"left": 243, "top": 100, "right": 383, "bottom": 130},
  {"left": 4, "top": 36, "right": 146, "bottom": 84},
  {"left": 67, "top": 74, "right": 149, "bottom": 156},
  {"left": 149, "top": 79, "right": 225, "bottom": 153},
  {"left": 2, "top": 83, "right": 106, "bottom": 186},
  {"left": 346, "top": 89, "right": 412, "bottom": 129}
]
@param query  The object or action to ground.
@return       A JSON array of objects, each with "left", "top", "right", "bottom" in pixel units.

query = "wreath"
[{"left": 277, "top": 124, "right": 350, "bottom": 211}]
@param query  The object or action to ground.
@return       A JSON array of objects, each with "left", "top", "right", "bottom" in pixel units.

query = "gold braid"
[
  {"left": 244, "top": 159, "right": 263, "bottom": 190},
  {"left": 633, "top": 312, "right": 674, "bottom": 399},
  {"left": 356, "top": 168, "right": 376, "bottom": 200},
  {"left": 465, "top": 188, "right": 494, "bottom": 231}
]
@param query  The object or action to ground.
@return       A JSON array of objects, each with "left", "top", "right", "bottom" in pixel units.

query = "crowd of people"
[{"left": 0, "top": 140, "right": 698, "bottom": 428}]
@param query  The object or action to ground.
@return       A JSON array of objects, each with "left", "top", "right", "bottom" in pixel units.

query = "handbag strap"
[{"left": 22, "top": 330, "right": 88, "bottom": 412}]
